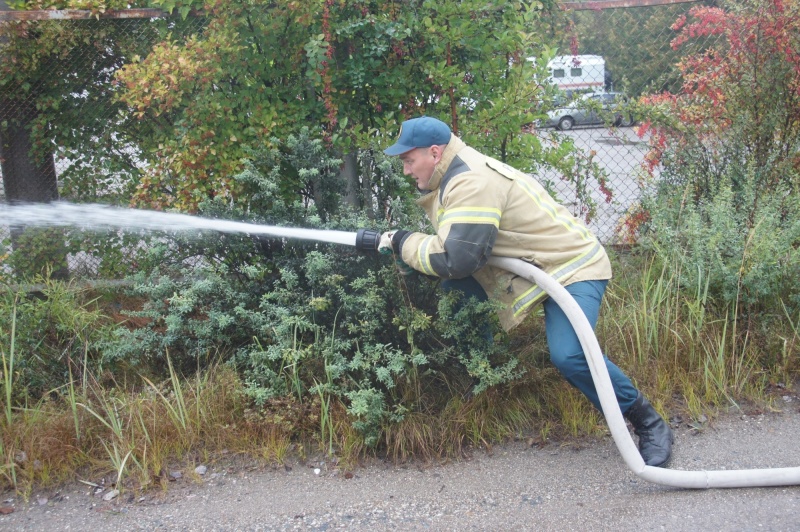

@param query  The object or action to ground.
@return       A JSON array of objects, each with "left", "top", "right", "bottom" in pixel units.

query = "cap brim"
[{"left": 383, "top": 143, "right": 415, "bottom": 156}]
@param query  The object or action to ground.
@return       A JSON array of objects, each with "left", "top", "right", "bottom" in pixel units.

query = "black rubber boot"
[{"left": 624, "top": 392, "right": 673, "bottom": 468}]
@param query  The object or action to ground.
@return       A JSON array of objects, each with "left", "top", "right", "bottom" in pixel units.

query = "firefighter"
[{"left": 379, "top": 116, "right": 672, "bottom": 467}]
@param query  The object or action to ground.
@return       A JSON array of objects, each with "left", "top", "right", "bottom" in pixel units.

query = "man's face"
[{"left": 399, "top": 146, "right": 440, "bottom": 191}]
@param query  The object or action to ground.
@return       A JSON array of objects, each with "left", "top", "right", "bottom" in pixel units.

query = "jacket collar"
[{"left": 426, "top": 136, "right": 466, "bottom": 192}]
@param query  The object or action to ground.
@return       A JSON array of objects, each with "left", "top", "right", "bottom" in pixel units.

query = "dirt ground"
[{"left": 3, "top": 403, "right": 800, "bottom": 531}]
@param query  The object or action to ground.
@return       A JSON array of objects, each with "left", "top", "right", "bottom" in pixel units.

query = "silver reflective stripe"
[
  {"left": 417, "top": 236, "right": 436, "bottom": 276},
  {"left": 439, "top": 207, "right": 501, "bottom": 227},
  {"left": 511, "top": 242, "right": 604, "bottom": 316}
]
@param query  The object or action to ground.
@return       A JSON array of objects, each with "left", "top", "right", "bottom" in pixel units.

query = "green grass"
[{"left": 602, "top": 250, "right": 782, "bottom": 418}]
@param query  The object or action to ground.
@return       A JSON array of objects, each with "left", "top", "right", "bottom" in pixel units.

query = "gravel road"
[{"left": 3, "top": 405, "right": 800, "bottom": 531}]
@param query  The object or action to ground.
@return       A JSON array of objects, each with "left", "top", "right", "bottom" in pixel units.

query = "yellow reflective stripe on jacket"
[
  {"left": 511, "top": 242, "right": 604, "bottom": 316},
  {"left": 417, "top": 236, "right": 437, "bottom": 276},
  {"left": 438, "top": 207, "right": 501, "bottom": 227},
  {"left": 513, "top": 178, "right": 594, "bottom": 242}
]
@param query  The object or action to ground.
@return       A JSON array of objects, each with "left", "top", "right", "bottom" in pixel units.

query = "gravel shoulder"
[{"left": 3, "top": 406, "right": 800, "bottom": 531}]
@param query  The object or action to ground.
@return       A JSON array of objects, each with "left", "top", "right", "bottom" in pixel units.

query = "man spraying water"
[{"left": 364, "top": 116, "right": 673, "bottom": 468}]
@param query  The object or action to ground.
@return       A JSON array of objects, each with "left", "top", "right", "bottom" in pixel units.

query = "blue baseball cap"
[{"left": 384, "top": 117, "right": 452, "bottom": 156}]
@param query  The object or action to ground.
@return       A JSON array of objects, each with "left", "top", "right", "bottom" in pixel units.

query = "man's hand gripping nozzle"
[{"left": 355, "top": 228, "right": 414, "bottom": 276}]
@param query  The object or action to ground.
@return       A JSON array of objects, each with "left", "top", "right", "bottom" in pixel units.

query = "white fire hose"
[{"left": 487, "top": 256, "right": 800, "bottom": 489}]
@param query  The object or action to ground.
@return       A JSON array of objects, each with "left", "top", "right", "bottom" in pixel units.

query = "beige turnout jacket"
[{"left": 397, "top": 136, "right": 612, "bottom": 331}]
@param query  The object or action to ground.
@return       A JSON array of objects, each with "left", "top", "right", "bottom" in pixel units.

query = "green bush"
[
  {"left": 100, "top": 131, "right": 521, "bottom": 446},
  {"left": 105, "top": 233, "right": 520, "bottom": 446},
  {"left": 0, "top": 276, "right": 113, "bottom": 404},
  {"left": 2, "top": 228, "right": 69, "bottom": 281},
  {"left": 640, "top": 133, "right": 800, "bottom": 321}
]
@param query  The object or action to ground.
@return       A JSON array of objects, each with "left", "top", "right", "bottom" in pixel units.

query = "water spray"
[
  {"left": 0, "top": 202, "right": 363, "bottom": 248},
  {"left": 1, "top": 202, "right": 386, "bottom": 256},
  {"left": 3, "top": 202, "right": 800, "bottom": 488}
]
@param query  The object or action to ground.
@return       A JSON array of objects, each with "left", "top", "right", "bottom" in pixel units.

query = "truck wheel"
[{"left": 558, "top": 117, "right": 574, "bottom": 131}]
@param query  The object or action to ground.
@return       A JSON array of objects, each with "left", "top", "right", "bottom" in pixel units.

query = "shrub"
[
  {"left": 635, "top": 0, "right": 800, "bottom": 322},
  {"left": 0, "top": 276, "right": 113, "bottom": 405},
  {"left": 101, "top": 132, "right": 521, "bottom": 447},
  {"left": 640, "top": 132, "right": 800, "bottom": 320}
]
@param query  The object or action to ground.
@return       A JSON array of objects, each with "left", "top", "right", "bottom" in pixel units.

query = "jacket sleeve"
[{"left": 398, "top": 173, "right": 502, "bottom": 279}]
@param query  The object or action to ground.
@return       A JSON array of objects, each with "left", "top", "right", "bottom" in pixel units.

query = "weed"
[
  {"left": 1, "top": 295, "right": 17, "bottom": 427},
  {"left": 141, "top": 352, "right": 190, "bottom": 434}
]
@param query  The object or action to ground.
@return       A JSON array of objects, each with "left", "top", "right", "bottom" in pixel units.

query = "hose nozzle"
[{"left": 355, "top": 228, "right": 380, "bottom": 253}]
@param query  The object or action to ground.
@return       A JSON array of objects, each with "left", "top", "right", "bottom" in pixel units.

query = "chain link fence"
[
  {"left": 542, "top": 0, "right": 710, "bottom": 245},
  {"left": 0, "top": 2, "right": 719, "bottom": 282}
]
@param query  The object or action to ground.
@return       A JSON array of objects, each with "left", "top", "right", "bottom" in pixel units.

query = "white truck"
[{"left": 545, "top": 55, "right": 606, "bottom": 93}]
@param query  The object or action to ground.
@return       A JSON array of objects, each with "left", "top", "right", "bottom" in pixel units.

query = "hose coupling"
[{"left": 355, "top": 228, "right": 381, "bottom": 253}]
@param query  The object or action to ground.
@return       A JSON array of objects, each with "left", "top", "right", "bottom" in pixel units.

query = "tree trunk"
[
  {"left": 0, "top": 1, "right": 59, "bottom": 202},
  {"left": 0, "top": 101, "right": 60, "bottom": 203},
  {"left": 0, "top": 2, "right": 68, "bottom": 278},
  {"left": 0, "top": 99, "right": 69, "bottom": 279},
  {"left": 341, "top": 151, "right": 360, "bottom": 209}
]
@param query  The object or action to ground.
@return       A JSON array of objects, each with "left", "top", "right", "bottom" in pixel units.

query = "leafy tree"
[
  {"left": 116, "top": 0, "right": 591, "bottom": 216},
  {"left": 633, "top": 0, "right": 800, "bottom": 320},
  {"left": 668, "top": 0, "right": 800, "bottom": 188},
  {"left": 1, "top": 0, "right": 57, "bottom": 204},
  {"left": 0, "top": 1, "right": 195, "bottom": 276},
  {"left": 0, "top": 1, "right": 172, "bottom": 203},
  {"left": 640, "top": 0, "right": 800, "bottom": 202},
  {"left": 3, "top": 0, "right": 608, "bottom": 227}
]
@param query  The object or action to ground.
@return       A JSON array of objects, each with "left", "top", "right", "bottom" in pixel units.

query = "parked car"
[{"left": 542, "top": 91, "right": 635, "bottom": 131}]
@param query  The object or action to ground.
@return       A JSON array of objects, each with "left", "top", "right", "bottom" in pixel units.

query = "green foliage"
[
  {"left": 152, "top": 0, "right": 202, "bottom": 18},
  {"left": 100, "top": 252, "right": 269, "bottom": 372},
  {"left": 99, "top": 141, "right": 522, "bottom": 446},
  {"left": 562, "top": 4, "right": 697, "bottom": 96},
  {"left": 108, "top": 0, "right": 596, "bottom": 211},
  {"left": 434, "top": 292, "right": 519, "bottom": 395},
  {"left": 0, "top": 9, "right": 199, "bottom": 278},
  {"left": 2, "top": 0, "right": 608, "bottom": 271},
  {"left": 0, "top": 5, "right": 183, "bottom": 205},
  {"left": 2, "top": 229, "right": 69, "bottom": 280},
  {"left": 3, "top": 226, "right": 149, "bottom": 281},
  {"left": 602, "top": 248, "right": 795, "bottom": 416},
  {"left": 0, "top": 276, "right": 113, "bottom": 405},
  {"left": 4, "top": 1, "right": 149, "bottom": 10},
  {"left": 636, "top": 0, "right": 800, "bottom": 322},
  {"left": 232, "top": 246, "right": 518, "bottom": 445},
  {"left": 109, "top": 229, "right": 521, "bottom": 446},
  {"left": 344, "top": 387, "right": 386, "bottom": 448},
  {"left": 640, "top": 151, "right": 800, "bottom": 318},
  {"left": 234, "top": 127, "right": 347, "bottom": 223}
]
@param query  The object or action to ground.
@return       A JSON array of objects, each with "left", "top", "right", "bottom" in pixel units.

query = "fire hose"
[{"left": 356, "top": 230, "right": 800, "bottom": 489}]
